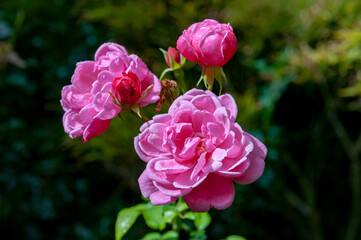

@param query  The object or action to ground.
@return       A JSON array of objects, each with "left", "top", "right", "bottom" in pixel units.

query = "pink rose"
[
  {"left": 61, "top": 42, "right": 161, "bottom": 142},
  {"left": 135, "top": 89, "right": 267, "bottom": 212},
  {"left": 176, "top": 19, "right": 237, "bottom": 67}
]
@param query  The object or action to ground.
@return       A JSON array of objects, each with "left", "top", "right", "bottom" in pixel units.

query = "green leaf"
[
  {"left": 175, "top": 198, "right": 188, "bottom": 212},
  {"left": 140, "top": 232, "right": 162, "bottom": 240},
  {"left": 190, "top": 230, "right": 207, "bottom": 240},
  {"left": 143, "top": 205, "right": 166, "bottom": 230},
  {"left": 163, "top": 206, "right": 178, "bottom": 224},
  {"left": 194, "top": 212, "right": 211, "bottom": 230},
  {"left": 162, "top": 230, "right": 179, "bottom": 240},
  {"left": 115, "top": 207, "right": 141, "bottom": 240},
  {"left": 221, "top": 235, "right": 247, "bottom": 240},
  {"left": 182, "top": 211, "right": 196, "bottom": 220}
]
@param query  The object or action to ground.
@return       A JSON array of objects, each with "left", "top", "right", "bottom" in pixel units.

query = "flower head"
[
  {"left": 135, "top": 89, "right": 267, "bottom": 212},
  {"left": 61, "top": 42, "right": 161, "bottom": 142},
  {"left": 176, "top": 19, "right": 237, "bottom": 67}
]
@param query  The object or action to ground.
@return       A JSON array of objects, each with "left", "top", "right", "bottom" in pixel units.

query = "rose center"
[{"left": 112, "top": 72, "right": 140, "bottom": 105}]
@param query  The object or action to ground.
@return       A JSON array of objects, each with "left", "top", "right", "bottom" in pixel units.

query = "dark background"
[{"left": 1, "top": 0, "right": 361, "bottom": 239}]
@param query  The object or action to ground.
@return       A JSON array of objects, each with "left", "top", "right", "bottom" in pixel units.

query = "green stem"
[
  {"left": 174, "top": 69, "right": 187, "bottom": 94},
  {"left": 159, "top": 68, "right": 173, "bottom": 81}
]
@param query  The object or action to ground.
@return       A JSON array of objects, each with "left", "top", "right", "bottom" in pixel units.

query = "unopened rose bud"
[
  {"left": 112, "top": 72, "right": 141, "bottom": 105},
  {"left": 166, "top": 47, "right": 182, "bottom": 68}
]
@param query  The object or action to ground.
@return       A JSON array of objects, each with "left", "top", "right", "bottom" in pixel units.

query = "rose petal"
[
  {"left": 218, "top": 94, "right": 238, "bottom": 122},
  {"left": 138, "top": 170, "right": 158, "bottom": 198},
  {"left": 82, "top": 118, "right": 111, "bottom": 142},
  {"left": 184, "top": 174, "right": 235, "bottom": 212},
  {"left": 153, "top": 181, "right": 192, "bottom": 197},
  {"left": 94, "top": 42, "right": 128, "bottom": 62},
  {"left": 233, "top": 132, "right": 267, "bottom": 184},
  {"left": 173, "top": 169, "right": 208, "bottom": 189},
  {"left": 147, "top": 157, "right": 177, "bottom": 185},
  {"left": 71, "top": 61, "right": 98, "bottom": 92},
  {"left": 191, "top": 152, "right": 207, "bottom": 180},
  {"left": 138, "top": 171, "right": 177, "bottom": 205},
  {"left": 150, "top": 191, "right": 177, "bottom": 205}
]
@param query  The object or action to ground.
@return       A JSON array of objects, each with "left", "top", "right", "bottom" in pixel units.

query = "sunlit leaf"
[
  {"left": 163, "top": 230, "right": 179, "bottom": 240},
  {"left": 163, "top": 206, "right": 178, "bottom": 224},
  {"left": 189, "top": 230, "right": 207, "bottom": 240},
  {"left": 140, "top": 232, "right": 162, "bottom": 240},
  {"left": 143, "top": 205, "right": 166, "bottom": 230},
  {"left": 115, "top": 203, "right": 147, "bottom": 240},
  {"left": 221, "top": 235, "right": 247, "bottom": 240},
  {"left": 194, "top": 212, "right": 211, "bottom": 230}
]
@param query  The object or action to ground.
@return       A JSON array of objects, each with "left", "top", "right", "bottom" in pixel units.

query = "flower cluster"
[{"left": 61, "top": 19, "right": 267, "bottom": 212}]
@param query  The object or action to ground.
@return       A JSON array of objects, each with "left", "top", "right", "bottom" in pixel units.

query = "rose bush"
[
  {"left": 61, "top": 42, "right": 161, "bottom": 142},
  {"left": 176, "top": 19, "right": 237, "bottom": 67},
  {"left": 135, "top": 89, "right": 267, "bottom": 212}
]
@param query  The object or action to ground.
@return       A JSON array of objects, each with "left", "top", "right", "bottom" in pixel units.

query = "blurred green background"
[{"left": 1, "top": 0, "right": 361, "bottom": 239}]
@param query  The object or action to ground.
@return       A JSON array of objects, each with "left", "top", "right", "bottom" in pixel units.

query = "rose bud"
[
  {"left": 176, "top": 19, "right": 237, "bottom": 92},
  {"left": 176, "top": 19, "right": 237, "bottom": 67},
  {"left": 166, "top": 47, "right": 182, "bottom": 69}
]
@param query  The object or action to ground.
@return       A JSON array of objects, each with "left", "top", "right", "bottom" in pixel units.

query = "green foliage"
[
  {"left": 140, "top": 231, "right": 178, "bottom": 240},
  {"left": 141, "top": 232, "right": 162, "bottom": 240},
  {"left": 115, "top": 205, "right": 144, "bottom": 240},
  {"left": 142, "top": 205, "right": 167, "bottom": 231},
  {"left": 189, "top": 230, "right": 207, "bottom": 240},
  {"left": 114, "top": 199, "right": 213, "bottom": 240},
  {"left": 221, "top": 236, "right": 247, "bottom": 240},
  {"left": 194, "top": 212, "right": 211, "bottom": 231}
]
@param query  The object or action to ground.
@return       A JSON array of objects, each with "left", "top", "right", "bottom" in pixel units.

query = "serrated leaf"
[
  {"left": 163, "top": 230, "right": 179, "bottom": 240},
  {"left": 115, "top": 208, "right": 140, "bottom": 240},
  {"left": 143, "top": 205, "right": 166, "bottom": 230},
  {"left": 140, "top": 232, "right": 162, "bottom": 240},
  {"left": 194, "top": 212, "right": 211, "bottom": 230}
]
